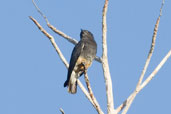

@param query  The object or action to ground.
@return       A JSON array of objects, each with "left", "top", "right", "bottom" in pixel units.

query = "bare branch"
[
  {"left": 116, "top": 95, "right": 132, "bottom": 113},
  {"left": 118, "top": 49, "right": 171, "bottom": 113},
  {"left": 118, "top": 49, "right": 171, "bottom": 114},
  {"left": 84, "top": 72, "right": 104, "bottom": 114},
  {"left": 137, "top": 0, "right": 163, "bottom": 87},
  {"left": 32, "top": 0, "right": 102, "bottom": 63},
  {"left": 32, "top": 0, "right": 49, "bottom": 23},
  {"left": 102, "top": 0, "right": 115, "bottom": 114},
  {"left": 140, "top": 49, "right": 171, "bottom": 90},
  {"left": 117, "top": 1, "right": 166, "bottom": 113},
  {"left": 47, "top": 24, "right": 78, "bottom": 45},
  {"left": 32, "top": 0, "right": 77, "bottom": 44},
  {"left": 60, "top": 108, "right": 65, "bottom": 114},
  {"left": 77, "top": 80, "right": 94, "bottom": 105},
  {"left": 29, "top": 16, "right": 103, "bottom": 113},
  {"left": 29, "top": 16, "right": 69, "bottom": 68}
]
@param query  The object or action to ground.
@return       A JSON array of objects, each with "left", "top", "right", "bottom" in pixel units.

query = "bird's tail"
[
  {"left": 68, "top": 79, "right": 77, "bottom": 94},
  {"left": 64, "top": 72, "right": 77, "bottom": 94}
]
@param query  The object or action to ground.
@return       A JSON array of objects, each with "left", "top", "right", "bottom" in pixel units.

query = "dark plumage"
[{"left": 64, "top": 29, "right": 97, "bottom": 94}]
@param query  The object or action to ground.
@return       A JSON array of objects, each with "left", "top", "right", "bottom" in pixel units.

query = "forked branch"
[
  {"left": 117, "top": 1, "right": 168, "bottom": 114},
  {"left": 29, "top": 16, "right": 104, "bottom": 114},
  {"left": 118, "top": 48, "right": 171, "bottom": 113},
  {"left": 32, "top": 0, "right": 102, "bottom": 63}
]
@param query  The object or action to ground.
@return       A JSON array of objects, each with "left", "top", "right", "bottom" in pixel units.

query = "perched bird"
[{"left": 64, "top": 29, "right": 97, "bottom": 94}]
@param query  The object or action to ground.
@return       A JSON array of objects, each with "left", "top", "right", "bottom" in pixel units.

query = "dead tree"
[{"left": 29, "top": 0, "right": 171, "bottom": 114}]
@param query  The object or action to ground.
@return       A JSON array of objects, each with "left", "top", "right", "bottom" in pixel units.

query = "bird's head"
[{"left": 80, "top": 29, "right": 94, "bottom": 40}]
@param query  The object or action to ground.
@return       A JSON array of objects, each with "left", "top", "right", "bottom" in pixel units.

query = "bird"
[{"left": 64, "top": 29, "right": 97, "bottom": 94}]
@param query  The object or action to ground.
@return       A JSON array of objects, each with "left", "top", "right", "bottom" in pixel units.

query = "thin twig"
[
  {"left": 32, "top": 0, "right": 77, "bottom": 44},
  {"left": 29, "top": 16, "right": 69, "bottom": 68},
  {"left": 32, "top": 0, "right": 49, "bottom": 23},
  {"left": 140, "top": 49, "right": 171, "bottom": 90},
  {"left": 137, "top": 0, "right": 163, "bottom": 87},
  {"left": 60, "top": 108, "right": 65, "bottom": 114},
  {"left": 102, "top": 0, "right": 115, "bottom": 114},
  {"left": 48, "top": 24, "right": 78, "bottom": 44},
  {"left": 84, "top": 72, "right": 104, "bottom": 114},
  {"left": 29, "top": 16, "right": 103, "bottom": 114},
  {"left": 32, "top": 0, "right": 102, "bottom": 63}
]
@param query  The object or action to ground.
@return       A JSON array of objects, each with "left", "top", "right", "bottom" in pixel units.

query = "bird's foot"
[{"left": 81, "top": 62, "right": 87, "bottom": 74}]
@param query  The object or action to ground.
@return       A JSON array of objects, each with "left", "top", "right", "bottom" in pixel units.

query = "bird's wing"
[{"left": 64, "top": 41, "right": 84, "bottom": 87}]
